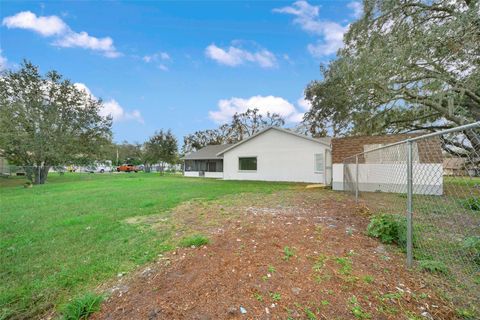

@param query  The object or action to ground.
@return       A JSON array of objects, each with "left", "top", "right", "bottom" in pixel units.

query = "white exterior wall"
[
  {"left": 332, "top": 163, "right": 443, "bottom": 195},
  {"left": 205, "top": 171, "right": 223, "bottom": 178},
  {"left": 184, "top": 171, "right": 223, "bottom": 179},
  {"left": 222, "top": 129, "right": 330, "bottom": 183},
  {"left": 184, "top": 171, "right": 200, "bottom": 177}
]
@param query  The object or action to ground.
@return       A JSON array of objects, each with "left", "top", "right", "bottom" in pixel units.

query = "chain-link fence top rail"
[{"left": 342, "top": 122, "right": 480, "bottom": 311}]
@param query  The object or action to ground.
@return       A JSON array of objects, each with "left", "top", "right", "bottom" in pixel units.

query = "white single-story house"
[
  {"left": 183, "top": 127, "right": 332, "bottom": 184},
  {"left": 183, "top": 128, "right": 444, "bottom": 194}
]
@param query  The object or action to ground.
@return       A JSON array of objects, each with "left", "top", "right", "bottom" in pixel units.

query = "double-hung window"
[{"left": 314, "top": 153, "right": 324, "bottom": 173}]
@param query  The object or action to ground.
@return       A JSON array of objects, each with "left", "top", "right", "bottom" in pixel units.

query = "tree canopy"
[
  {"left": 144, "top": 129, "right": 178, "bottom": 172},
  {"left": 0, "top": 61, "right": 112, "bottom": 183},
  {"left": 182, "top": 108, "right": 285, "bottom": 154},
  {"left": 303, "top": 0, "right": 479, "bottom": 150}
]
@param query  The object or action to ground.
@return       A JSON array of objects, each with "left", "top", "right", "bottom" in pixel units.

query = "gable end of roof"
[{"left": 216, "top": 127, "right": 330, "bottom": 156}]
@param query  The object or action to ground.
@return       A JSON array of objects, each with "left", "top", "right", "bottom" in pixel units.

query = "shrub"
[
  {"left": 419, "top": 260, "right": 449, "bottom": 274},
  {"left": 463, "top": 236, "right": 480, "bottom": 265},
  {"left": 179, "top": 234, "right": 209, "bottom": 247},
  {"left": 462, "top": 197, "right": 480, "bottom": 211},
  {"left": 62, "top": 292, "right": 103, "bottom": 320},
  {"left": 366, "top": 214, "right": 408, "bottom": 248}
]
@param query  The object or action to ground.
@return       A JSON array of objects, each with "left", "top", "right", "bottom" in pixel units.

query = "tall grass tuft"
[
  {"left": 179, "top": 234, "right": 209, "bottom": 247},
  {"left": 61, "top": 292, "right": 104, "bottom": 320}
]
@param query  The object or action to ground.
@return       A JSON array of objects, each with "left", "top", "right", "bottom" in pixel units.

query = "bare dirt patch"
[{"left": 92, "top": 189, "right": 456, "bottom": 319}]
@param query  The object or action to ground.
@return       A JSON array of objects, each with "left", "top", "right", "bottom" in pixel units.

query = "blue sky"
[{"left": 0, "top": 0, "right": 362, "bottom": 143}]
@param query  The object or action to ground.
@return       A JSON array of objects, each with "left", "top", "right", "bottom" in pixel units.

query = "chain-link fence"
[{"left": 342, "top": 122, "right": 480, "bottom": 310}]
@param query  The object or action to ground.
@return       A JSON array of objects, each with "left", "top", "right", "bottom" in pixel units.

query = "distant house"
[
  {"left": 183, "top": 127, "right": 332, "bottom": 184},
  {"left": 443, "top": 157, "right": 479, "bottom": 177},
  {"left": 331, "top": 134, "right": 444, "bottom": 195},
  {"left": 443, "top": 157, "right": 467, "bottom": 176}
]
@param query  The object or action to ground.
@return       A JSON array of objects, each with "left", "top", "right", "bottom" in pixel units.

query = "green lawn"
[{"left": 0, "top": 173, "right": 293, "bottom": 319}]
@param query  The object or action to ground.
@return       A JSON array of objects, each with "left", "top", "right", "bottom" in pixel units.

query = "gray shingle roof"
[{"left": 183, "top": 144, "right": 233, "bottom": 160}]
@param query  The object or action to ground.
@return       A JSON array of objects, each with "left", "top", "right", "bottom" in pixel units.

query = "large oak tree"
[
  {"left": 304, "top": 0, "right": 479, "bottom": 153},
  {"left": 182, "top": 108, "right": 285, "bottom": 154},
  {"left": 0, "top": 61, "right": 112, "bottom": 183}
]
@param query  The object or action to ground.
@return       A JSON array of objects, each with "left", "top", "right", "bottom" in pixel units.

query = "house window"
[
  {"left": 314, "top": 153, "right": 324, "bottom": 173},
  {"left": 239, "top": 157, "right": 257, "bottom": 171}
]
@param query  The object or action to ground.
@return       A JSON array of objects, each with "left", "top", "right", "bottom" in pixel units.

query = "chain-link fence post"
[
  {"left": 406, "top": 140, "right": 413, "bottom": 268},
  {"left": 355, "top": 154, "right": 359, "bottom": 204}
]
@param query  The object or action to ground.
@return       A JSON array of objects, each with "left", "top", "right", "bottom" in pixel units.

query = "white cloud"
[
  {"left": 274, "top": 1, "right": 355, "bottom": 57},
  {"left": 143, "top": 51, "right": 170, "bottom": 63},
  {"left": 347, "top": 1, "right": 363, "bottom": 19},
  {"left": 74, "top": 83, "right": 143, "bottom": 123},
  {"left": 54, "top": 31, "right": 119, "bottom": 57},
  {"left": 158, "top": 64, "right": 169, "bottom": 71},
  {"left": 307, "top": 22, "right": 348, "bottom": 56},
  {"left": 2, "top": 11, "right": 67, "bottom": 36},
  {"left": 159, "top": 52, "right": 170, "bottom": 60},
  {"left": 209, "top": 95, "right": 308, "bottom": 124},
  {"left": 273, "top": 1, "right": 322, "bottom": 34},
  {"left": 205, "top": 44, "right": 277, "bottom": 68},
  {"left": 0, "top": 50, "right": 7, "bottom": 71},
  {"left": 101, "top": 99, "right": 144, "bottom": 124},
  {"left": 2, "top": 11, "right": 120, "bottom": 58},
  {"left": 143, "top": 52, "right": 171, "bottom": 71},
  {"left": 297, "top": 97, "right": 312, "bottom": 111},
  {"left": 74, "top": 82, "right": 92, "bottom": 96}
]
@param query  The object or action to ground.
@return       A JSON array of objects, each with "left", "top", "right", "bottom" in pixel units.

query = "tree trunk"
[
  {"left": 25, "top": 166, "right": 34, "bottom": 182},
  {"left": 33, "top": 166, "right": 50, "bottom": 184},
  {"left": 144, "top": 164, "right": 151, "bottom": 173}
]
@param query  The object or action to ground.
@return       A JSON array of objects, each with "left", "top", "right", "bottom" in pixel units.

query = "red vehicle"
[{"left": 116, "top": 164, "right": 140, "bottom": 172}]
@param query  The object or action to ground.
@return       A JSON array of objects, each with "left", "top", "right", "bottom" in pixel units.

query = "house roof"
[
  {"left": 331, "top": 133, "right": 442, "bottom": 164},
  {"left": 216, "top": 127, "right": 331, "bottom": 156},
  {"left": 183, "top": 144, "right": 233, "bottom": 160}
]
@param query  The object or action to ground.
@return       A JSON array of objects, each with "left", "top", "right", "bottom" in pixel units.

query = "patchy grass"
[
  {"left": 283, "top": 246, "right": 295, "bottom": 261},
  {"left": 179, "top": 234, "right": 209, "bottom": 247},
  {"left": 335, "top": 256, "right": 353, "bottom": 275},
  {"left": 0, "top": 173, "right": 292, "bottom": 318},
  {"left": 419, "top": 260, "right": 449, "bottom": 274},
  {"left": 349, "top": 296, "right": 371, "bottom": 319},
  {"left": 362, "top": 275, "right": 375, "bottom": 284},
  {"left": 269, "top": 291, "right": 281, "bottom": 302}
]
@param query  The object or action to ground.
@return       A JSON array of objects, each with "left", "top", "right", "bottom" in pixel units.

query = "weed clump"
[
  {"left": 283, "top": 246, "right": 295, "bottom": 261},
  {"left": 462, "top": 197, "right": 480, "bottom": 211},
  {"left": 179, "top": 234, "right": 209, "bottom": 247},
  {"left": 366, "top": 214, "right": 409, "bottom": 249},
  {"left": 61, "top": 292, "right": 103, "bottom": 320},
  {"left": 463, "top": 236, "right": 480, "bottom": 264},
  {"left": 419, "top": 260, "right": 449, "bottom": 274}
]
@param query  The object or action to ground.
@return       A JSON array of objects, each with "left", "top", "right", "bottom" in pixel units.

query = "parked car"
[
  {"left": 83, "top": 165, "right": 113, "bottom": 173},
  {"left": 66, "top": 165, "right": 78, "bottom": 172},
  {"left": 116, "top": 164, "right": 140, "bottom": 172}
]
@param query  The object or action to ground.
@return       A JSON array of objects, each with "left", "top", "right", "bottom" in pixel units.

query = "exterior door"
[
  {"left": 207, "top": 161, "right": 216, "bottom": 172},
  {"left": 325, "top": 149, "right": 332, "bottom": 185}
]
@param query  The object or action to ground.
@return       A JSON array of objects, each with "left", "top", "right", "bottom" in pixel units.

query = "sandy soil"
[{"left": 91, "top": 189, "right": 455, "bottom": 320}]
